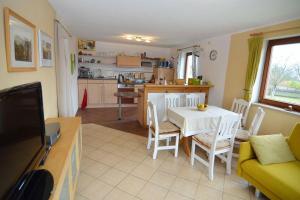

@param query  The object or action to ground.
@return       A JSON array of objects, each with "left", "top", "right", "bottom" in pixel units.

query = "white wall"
[
  {"left": 198, "top": 35, "right": 231, "bottom": 106},
  {"left": 96, "top": 41, "right": 171, "bottom": 59}
]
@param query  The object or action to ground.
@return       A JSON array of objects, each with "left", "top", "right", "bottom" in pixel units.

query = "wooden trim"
[
  {"left": 4, "top": 7, "right": 37, "bottom": 72},
  {"left": 259, "top": 36, "right": 300, "bottom": 112}
]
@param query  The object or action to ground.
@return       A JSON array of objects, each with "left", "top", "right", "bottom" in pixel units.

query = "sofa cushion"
[
  {"left": 241, "top": 159, "right": 300, "bottom": 200},
  {"left": 250, "top": 134, "right": 295, "bottom": 165},
  {"left": 288, "top": 123, "right": 300, "bottom": 160}
]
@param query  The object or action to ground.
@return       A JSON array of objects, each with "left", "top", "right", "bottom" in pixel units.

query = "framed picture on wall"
[
  {"left": 38, "top": 30, "right": 53, "bottom": 67},
  {"left": 4, "top": 7, "right": 37, "bottom": 72}
]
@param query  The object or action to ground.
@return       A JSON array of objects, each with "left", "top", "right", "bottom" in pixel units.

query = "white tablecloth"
[{"left": 167, "top": 106, "right": 239, "bottom": 137}]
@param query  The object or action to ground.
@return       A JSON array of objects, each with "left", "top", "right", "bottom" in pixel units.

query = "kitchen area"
[{"left": 77, "top": 39, "right": 213, "bottom": 130}]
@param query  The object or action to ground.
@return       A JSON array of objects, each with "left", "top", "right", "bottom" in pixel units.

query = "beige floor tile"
[
  {"left": 117, "top": 175, "right": 146, "bottom": 195},
  {"left": 81, "top": 157, "right": 98, "bottom": 171},
  {"left": 141, "top": 156, "right": 164, "bottom": 169},
  {"left": 199, "top": 171, "right": 225, "bottom": 191},
  {"left": 98, "top": 168, "right": 127, "bottom": 186},
  {"left": 112, "top": 147, "right": 133, "bottom": 158},
  {"left": 137, "top": 182, "right": 168, "bottom": 200},
  {"left": 82, "top": 162, "right": 110, "bottom": 178},
  {"left": 170, "top": 177, "right": 198, "bottom": 198},
  {"left": 80, "top": 179, "right": 113, "bottom": 200},
  {"left": 223, "top": 178, "right": 250, "bottom": 200},
  {"left": 104, "top": 188, "right": 136, "bottom": 200},
  {"left": 194, "top": 184, "right": 223, "bottom": 200},
  {"left": 110, "top": 137, "right": 127, "bottom": 145},
  {"left": 114, "top": 159, "right": 139, "bottom": 173},
  {"left": 164, "top": 191, "right": 193, "bottom": 200},
  {"left": 75, "top": 193, "right": 88, "bottom": 200},
  {"left": 77, "top": 172, "right": 95, "bottom": 192},
  {"left": 149, "top": 171, "right": 176, "bottom": 189},
  {"left": 86, "top": 149, "right": 108, "bottom": 162},
  {"left": 130, "top": 164, "right": 157, "bottom": 180},
  {"left": 100, "top": 143, "right": 120, "bottom": 153},
  {"left": 121, "top": 140, "right": 141, "bottom": 150},
  {"left": 127, "top": 151, "right": 147, "bottom": 163},
  {"left": 177, "top": 166, "right": 203, "bottom": 183},
  {"left": 159, "top": 160, "right": 183, "bottom": 175},
  {"left": 99, "top": 154, "right": 123, "bottom": 167},
  {"left": 223, "top": 193, "right": 248, "bottom": 200}
]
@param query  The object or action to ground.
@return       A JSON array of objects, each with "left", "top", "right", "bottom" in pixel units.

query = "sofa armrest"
[{"left": 237, "top": 141, "right": 256, "bottom": 176}]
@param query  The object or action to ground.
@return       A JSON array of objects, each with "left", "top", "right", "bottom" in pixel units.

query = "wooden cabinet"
[
  {"left": 78, "top": 79, "right": 117, "bottom": 108},
  {"left": 153, "top": 68, "right": 174, "bottom": 82},
  {"left": 87, "top": 83, "right": 102, "bottom": 105},
  {"left": 103, "top": 82, "right": 117, "bottom": 104},
  {"left": 41, "top": 117, "right": 82, "bottom": 200},
  {"left": 117, "top": 55, "right": 141, "bottom": 67}
]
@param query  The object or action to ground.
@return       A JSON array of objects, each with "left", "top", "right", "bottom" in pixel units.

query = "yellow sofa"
[{"left": 237, "top": 123, "right": 300, "bottom": 200}]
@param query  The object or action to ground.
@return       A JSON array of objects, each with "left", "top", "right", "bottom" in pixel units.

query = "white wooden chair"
[
  {"left": 235, "top": 107, "right": 265, "bottom": 142},
  {"left": 185, "top": 93, "right": 206, "bottom": 107},
  {"left": 231, "top": 98, "right": 251, "bottom": 127},
  {"left": 164, "top": 93, "right": 182, "bottom": 120},
  {"left": 147, "top": 101, "right": 180, "bottom": 160},
  {"left": 191, "top": 114, "right": 242, "bottom": 180}
]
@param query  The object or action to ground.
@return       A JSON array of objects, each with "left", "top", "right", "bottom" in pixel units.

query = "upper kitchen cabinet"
[{"left": 117, "top": 55, "right": 141, "bottom": 67}]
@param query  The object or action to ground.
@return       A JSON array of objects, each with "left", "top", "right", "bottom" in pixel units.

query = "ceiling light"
[
  {"left": 126, "top": 36, "right": 132, "bottom": 40},
  {"left": 135, "top": 37, "right": 142, "bottom": 42},
  {"left": 122, "top": 34, "right": 153, "bottom": 43},
  {"left": 145, "top": 40, "right": 151, "bottom": 43}
]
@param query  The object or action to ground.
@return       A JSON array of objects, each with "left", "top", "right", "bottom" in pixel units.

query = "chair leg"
[
  {"left": 208, "top": 153, "right": 215, "bottom": 181},
  {"left": 191, "top": 140, "right": 196, "bottom": 166},
  {"left": 153, "top": 139, "right": 159, "bottom": 160},
  {"left": 175, "top": 135, "right": 179, "bottom": 157},
  {"left": 147, "top": 130, "right": 152, "bottom": 150},
  {"left": 226, "top": 151, "right": 232, "bottom": 175}
]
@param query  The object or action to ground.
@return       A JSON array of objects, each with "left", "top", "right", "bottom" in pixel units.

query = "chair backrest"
[
  {"left": 147, "top": 101, "right": 159, "bottom": 136},
  {"left": 248, "top": 107, "right": 265, "bottom": 136},
  {"left": 211, "top": 114, "right": 242, "bottom": 150},
  {"left": 231, "top": 98, "right": 251, "bottom": 127},
  {"left": 165, "top": 93, "right": 181, "bottom": 108},
  {"left": 185, "top": 93, "right": 206, "bottom": 107}
]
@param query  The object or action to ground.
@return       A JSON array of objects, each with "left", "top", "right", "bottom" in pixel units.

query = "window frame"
[
  {"left": 259, "top": 36, "right": 300, "bottom": 112},
  {"left": 184, "top": 52, "right": 199, "bottom": 81}
]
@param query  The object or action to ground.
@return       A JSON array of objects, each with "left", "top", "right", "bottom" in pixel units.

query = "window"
[
  {"left": 184, "top": 52, "right": 199, "bottom": 82},
  {"left": 259, "top": 36, "right": 300, "bottom": 112}
]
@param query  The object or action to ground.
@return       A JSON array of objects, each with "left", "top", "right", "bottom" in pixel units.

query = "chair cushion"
[
  {"left": 288, "top": 123, "right": 300, "bottom": 160},
  {"left": 151, "top": 121, "right": 180, "bottom": 134},
  {"left": 236, "top": 129, "right": 250, "bottom": 141},
  {"left": 193, "top": 133, "right": 230, "bottom": 149},
  {"left": 241, "top": 159, "right": 300, "bottom": 200},
  {"left": 250, "top": 134, "right": 296, "bottom": 165}
]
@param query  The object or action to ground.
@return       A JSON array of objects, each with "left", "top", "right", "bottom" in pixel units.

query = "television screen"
[{"left": 0, "top": 82, "right": 45, "bottom": 199}]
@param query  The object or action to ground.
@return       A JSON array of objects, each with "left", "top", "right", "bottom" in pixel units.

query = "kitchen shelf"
[{"left": 78, "top": 55, "right": 116, "bottom": 59}]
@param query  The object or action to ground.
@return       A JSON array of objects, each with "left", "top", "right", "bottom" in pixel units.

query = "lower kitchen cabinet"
[{"left": 78, "top": 79, "right": 117, "bottom": 108}]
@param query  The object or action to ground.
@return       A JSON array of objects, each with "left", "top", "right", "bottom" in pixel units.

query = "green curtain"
[{"left": 244, "top": 36, "right": 263, "bottom": 101}]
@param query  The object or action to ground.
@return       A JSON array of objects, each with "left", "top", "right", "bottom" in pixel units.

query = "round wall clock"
[{"left": 209, "top": 50, "right": 217, "bottom": 61}]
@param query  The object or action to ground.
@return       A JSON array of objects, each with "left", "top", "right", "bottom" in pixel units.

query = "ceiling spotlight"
[
  {"left": 145, "top": 40, "right": 151, "bottom": 43},
  {"left": 135, "top": 37, "right": 142, "bottom": 42},
  {"left": 126, "top": 36, "right": 132, "bottom": 40}
]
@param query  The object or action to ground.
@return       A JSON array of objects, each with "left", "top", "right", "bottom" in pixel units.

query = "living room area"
[{"left": 0, "top": 0, "right": 300, "bottom": 200}]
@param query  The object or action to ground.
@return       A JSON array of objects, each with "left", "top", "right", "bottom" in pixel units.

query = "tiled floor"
[{"left": 76, "top": 123, "right": 268, "bottom": 200}]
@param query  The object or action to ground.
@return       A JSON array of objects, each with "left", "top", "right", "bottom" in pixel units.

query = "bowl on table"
[{"left": 197, "top": 104, "right": 208, "bottom": 111}]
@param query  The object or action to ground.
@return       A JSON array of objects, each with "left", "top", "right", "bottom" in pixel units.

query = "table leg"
[
  {"left": 118, "top": 97, "right": 122, "bottom": 120},
  {"left": 182, "top": 136, "right": 191, "bottom": 157}
]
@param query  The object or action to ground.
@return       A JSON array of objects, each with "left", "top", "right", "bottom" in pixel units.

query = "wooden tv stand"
[{"left": 40, "top": 117, "right": 82, "bottom": 200}]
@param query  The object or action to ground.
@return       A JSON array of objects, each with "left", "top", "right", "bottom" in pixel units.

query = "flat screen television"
[{"left": 0, "top": 82, "right": 46, "bottom": 199}]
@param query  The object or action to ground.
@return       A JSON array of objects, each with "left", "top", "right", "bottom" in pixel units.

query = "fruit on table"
[{"left": 197, "top": 103, "right": 207, "bottom": 109}]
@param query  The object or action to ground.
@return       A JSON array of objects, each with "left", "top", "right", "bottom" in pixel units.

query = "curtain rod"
[
  {"left": 55, "top": 19, "right": 72, "bottom": 37},
  {"left": 250, "top": 26, "right": 300, "bottom": 37},
  {"left": 177, "top": 45, "right": 200, "bottom": 51}
]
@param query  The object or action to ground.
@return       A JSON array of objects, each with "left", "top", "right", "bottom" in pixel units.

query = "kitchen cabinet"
[
  {"left": 117, "top": 55, "right": 141, "bottom": 67},
  {"left": 78, "top": 79, "right": 117, "bottom": 108}
]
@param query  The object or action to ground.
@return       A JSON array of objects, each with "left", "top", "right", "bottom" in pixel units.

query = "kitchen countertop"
[{"left": 78, "top": 77, "right": 117, "bottom": 80}]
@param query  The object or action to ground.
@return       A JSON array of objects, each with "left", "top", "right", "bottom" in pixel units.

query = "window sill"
[{"left": 252, "top": 102, "right": 300, "bottom": 117}]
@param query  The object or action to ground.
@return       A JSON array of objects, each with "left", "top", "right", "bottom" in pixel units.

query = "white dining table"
[{"left": 167, "top": 105, "right": 239, "bottom": 156}]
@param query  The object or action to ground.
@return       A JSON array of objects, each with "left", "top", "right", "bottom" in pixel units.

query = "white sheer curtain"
[
  {"left": 55, "top": 22, "right": 78, "bottom": 117},
  {"left": 176, "top": 47, "right": 201, "bottom": 82}
]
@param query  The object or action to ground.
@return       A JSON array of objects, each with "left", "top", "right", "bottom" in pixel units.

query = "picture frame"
[
  {"left": 78, "top": 39, "right": 96, "bottom": 51},
  {"left": 38, "top": 30, "right": 53, "bottom": 67},
  {"left": 4, "top": 7, "right": 37, "bottom": 72}
]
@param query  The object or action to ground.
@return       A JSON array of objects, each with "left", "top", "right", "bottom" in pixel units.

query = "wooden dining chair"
[
  {"left": 235, "top": 107, "right": 265, "bottom": 142},
  {"left": 231, "top": 98, "right": 251, "bottom": 127},
  {"left": 185, "top": 93, "right": 206, "bottom": 107},
  {"left": 191, "top": 114, "right": 242, "bottom": 181},
  {"left": 147, "top": 101, "right": 180, "bottom": 159}
]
